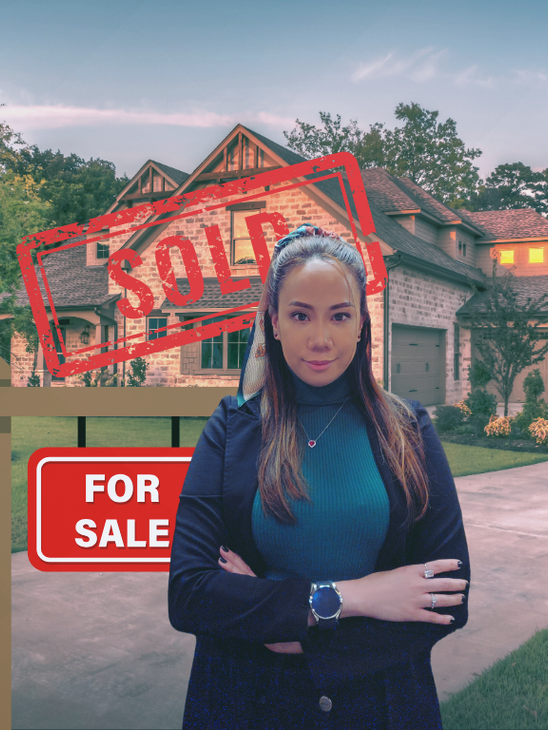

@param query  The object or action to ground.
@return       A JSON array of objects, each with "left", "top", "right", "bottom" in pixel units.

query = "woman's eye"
[
  {"left": 333, "top": 312, "right": 351, "bottom": 321},
  {"left": 291, "top": 312, "right": 308, "bottom": 322}
]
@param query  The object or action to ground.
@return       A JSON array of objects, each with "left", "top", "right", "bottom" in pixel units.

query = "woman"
[{"left": 169, "top": 224, "right": 470, "bottom": 729}]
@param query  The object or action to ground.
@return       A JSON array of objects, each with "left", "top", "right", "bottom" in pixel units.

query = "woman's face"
[{"left": 270, "top": 258, "right": 365, "bottom": 387}]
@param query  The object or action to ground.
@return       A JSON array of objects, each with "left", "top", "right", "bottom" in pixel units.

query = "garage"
[{"left": 391, "top": 325, "right": 445, "bottom": 406}]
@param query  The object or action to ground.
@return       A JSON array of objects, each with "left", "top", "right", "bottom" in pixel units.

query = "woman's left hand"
[{"left": 218, "top": 546, "right": 304, "bottom": 654}]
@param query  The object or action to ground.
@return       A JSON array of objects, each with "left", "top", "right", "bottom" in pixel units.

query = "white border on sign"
[{"left": 36, "top": 456, "right": 192, "bottom": 563}]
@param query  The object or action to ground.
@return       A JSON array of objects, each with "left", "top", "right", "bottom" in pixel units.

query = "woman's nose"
[{"left": 309, "top": 322, "right": 332, "bottom": 348}]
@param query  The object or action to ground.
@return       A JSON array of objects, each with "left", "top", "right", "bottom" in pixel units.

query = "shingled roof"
[
  {"left": 359, "top": 168, "right": 462, "bottom": 225},
  {"left": 151, "top": 161, "right": 189, "bottom": 187},
  {"left": 457, "top": 208, "right": 548, "bottom": 241},
  {"left": 161, "top": 277, "right": 263, "bottom": 310},
  {"left": 457, "top": 275, "right": 548, "bottom": 316},
  {"left": 15, "top": 241, "right": 115, "bottom": 309}
]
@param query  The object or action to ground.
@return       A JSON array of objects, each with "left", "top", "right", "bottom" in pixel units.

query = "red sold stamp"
[
  {"left": 28, "top": 448, "right": 193, "bottom": 571},
  {"left": 18, "top": 152, "right": 387, "bottom": 378}
]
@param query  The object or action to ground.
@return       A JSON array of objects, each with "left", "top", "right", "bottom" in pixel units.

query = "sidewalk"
[{"left": 12, "top": 462, "right": 548, "bottom": 729}]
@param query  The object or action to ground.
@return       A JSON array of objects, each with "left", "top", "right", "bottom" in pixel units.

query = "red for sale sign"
[{"left": 28, "top": 448, "right": 192, "bottom": 571}]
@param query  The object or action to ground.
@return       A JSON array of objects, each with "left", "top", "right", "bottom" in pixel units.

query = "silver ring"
[
  {"left": 424, "top": 563, "right": 434, "bottom": 579},
  {"left": 430, "top": 593, "right": 437, "bottom": 610}
]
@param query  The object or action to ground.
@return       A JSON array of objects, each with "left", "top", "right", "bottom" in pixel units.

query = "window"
[
  {"left": 529, "top": 248, "right": 544, "bottom": 263},
  {"left": 51, "top": 325, "right": 66, "bottom": 381},
  {"left": 147, "top": 317, "right": 168, "bottom": 341},
  {"left": 230, "top": 207, "right": 265, "bottom": 265},
  {"left": 500, "top": 250, "right": 514, "bottom": 264},
  {"left": 187, "top": 313, "right": 252, "bottom": 371},
  {"left": 453, "top": 324, "right": 460, "bottom": 381},
  {"left": 96, "top": 242, "right": 110, "bottom": 259},
  {"left": 457, "top": 240, "right": 467, "bottom": 257}
]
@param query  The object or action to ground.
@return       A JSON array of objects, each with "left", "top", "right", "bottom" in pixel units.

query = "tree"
[
  {"left": 283, "top": 103, "right": 482, "bottom": 207},
  {"left": 468, "top": 162, "right": 548, "bottom": 216},
  {"left": 461, "top": 267, "right": 548, "bottom": 416},
  {"left": 283, "top": 112, "right": 386, "bottom": 168}
]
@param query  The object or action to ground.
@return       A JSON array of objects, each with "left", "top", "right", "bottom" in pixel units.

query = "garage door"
[{"left": 391, "top": 325, "right": 444, "bottom": 406}]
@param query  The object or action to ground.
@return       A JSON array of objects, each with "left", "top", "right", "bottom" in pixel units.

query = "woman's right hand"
[{"left": 338, "top": 559, "right": 467, "bottom": 626}]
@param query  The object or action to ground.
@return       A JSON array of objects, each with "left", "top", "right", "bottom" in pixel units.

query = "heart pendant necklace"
[{"left": 297, "top": 397, "right": 349, "bottom": 448}]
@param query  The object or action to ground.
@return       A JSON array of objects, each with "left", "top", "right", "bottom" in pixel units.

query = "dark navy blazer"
[{"left": 168, "top": 394, "right": 470, "bottom": 729}]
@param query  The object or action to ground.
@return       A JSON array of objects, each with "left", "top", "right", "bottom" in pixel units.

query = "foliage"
[
  {"left": 453, "top": 400, "right": 472, "bottom": 419},
  {"left": 461, "top": 269, "right": 548, "bottom": 416},
  {"left": 529, "top": 418, "right": 548, "bottom": 445},
  {"left": 125, "top": 357, "right": 148, "bottom": 387},
  {"left": 284, "top": 103, "right": 482, "bottom": 207},
  {"left": 26, "top": 368, "right": 40, "bottom": 387},
  {"left": 513, "top": 369, "right": 548, "bottom": 433},
  {"left": 468, "top": 162, "right": 548, "bottom": 216},
  {"left": 484, "top": 415, "right": 511, "bottom": 438},
  {"left": 434, "top": 405, "right": 464, "bottom": 432},
  {"left": 466, "top": 359, "right": 492, "bottom": 389},
  {"left": 464, "top": 387, "right": 498, "bottom": 434}
]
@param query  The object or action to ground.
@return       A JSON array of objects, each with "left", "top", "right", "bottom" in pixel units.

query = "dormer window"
[
  {"left": 457, "top": 240, "right": 467, "bottom": 257},
  {"left": 500, "top": 250, "right": 514, "bottom": 264},
  {"left": 529, "top": 248, "right": 544, "bottom": 263}
]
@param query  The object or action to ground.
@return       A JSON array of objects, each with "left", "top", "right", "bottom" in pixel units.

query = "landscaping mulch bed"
[{"left": 438, "top": 431, "right": 548, "bottom": 454}]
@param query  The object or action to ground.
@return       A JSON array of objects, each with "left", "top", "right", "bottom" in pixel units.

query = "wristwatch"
[{"left": 309, "top": 581, "right": 343, "bottom": 630}]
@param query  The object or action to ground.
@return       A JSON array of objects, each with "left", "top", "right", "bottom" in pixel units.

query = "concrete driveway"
[{"left": 11, "top": 462, "right": 548, "bottom": 729}]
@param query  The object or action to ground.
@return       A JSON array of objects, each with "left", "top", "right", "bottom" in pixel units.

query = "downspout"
[{"left": 382, "top": 254, "right": 402, "bottom": 391}]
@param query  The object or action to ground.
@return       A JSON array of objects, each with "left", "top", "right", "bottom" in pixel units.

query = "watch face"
[{"left": 311, "top": 586, "right": 341, "bottom": 619}]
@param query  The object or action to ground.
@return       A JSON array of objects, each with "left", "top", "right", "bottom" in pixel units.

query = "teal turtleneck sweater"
[{"left": 251, "top": 369, "right": 390, "bottom": 583}]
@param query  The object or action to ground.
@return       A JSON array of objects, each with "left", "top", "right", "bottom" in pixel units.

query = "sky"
[{"left": 1, "top": 0, "right": 547, "bottom": 182}]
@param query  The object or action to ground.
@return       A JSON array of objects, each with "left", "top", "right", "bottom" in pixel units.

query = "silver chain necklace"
[{"left": 297, "top": 397, "right": 349, "bottom": 448}]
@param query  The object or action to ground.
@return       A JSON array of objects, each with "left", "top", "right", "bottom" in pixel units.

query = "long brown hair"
[{"left": 258, "top": 234, "right": 429, "bottom": 527}]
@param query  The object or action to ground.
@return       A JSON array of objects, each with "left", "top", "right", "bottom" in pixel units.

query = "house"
[{"left": 9, "top": 125, "right": 548, "bottom": 405}]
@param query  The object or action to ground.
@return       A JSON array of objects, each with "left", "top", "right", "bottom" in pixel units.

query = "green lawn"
[
  {"left": 10, "top": 417, "right": 548, "bottom": 552},
  {"left": 10, "top": 416, "right": 207, "bottom": 553},
  {"left": 441, "top": 628, "right": 548, "bottom": 729},
  {"left": 441, "top": 441, "right": 548, "bottom": 477}
]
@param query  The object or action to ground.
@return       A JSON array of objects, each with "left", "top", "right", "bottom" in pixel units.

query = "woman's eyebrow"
[{"left": 288, "top": 300, "right": 355, "bottom": 310}]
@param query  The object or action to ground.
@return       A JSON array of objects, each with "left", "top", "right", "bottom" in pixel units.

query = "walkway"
[{"left": 11, "top": 462, "right": 548, "bottom": 729}]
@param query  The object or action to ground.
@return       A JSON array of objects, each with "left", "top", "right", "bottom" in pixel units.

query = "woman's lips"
[{"left": 304, "top": 360, "right": 334, "bottom": 371}]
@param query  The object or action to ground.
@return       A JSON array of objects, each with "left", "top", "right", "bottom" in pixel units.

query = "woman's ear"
[{"left": 269, "top": 308, "right": 279, "bottom": 338}]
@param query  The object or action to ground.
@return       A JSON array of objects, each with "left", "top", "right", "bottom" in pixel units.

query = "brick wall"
[{"left": 388, "top": 266, "right": 473, "bottom": 404}]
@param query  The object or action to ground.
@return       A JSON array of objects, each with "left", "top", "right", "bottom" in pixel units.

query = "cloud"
[
  {"left": 454, "top": 65, "right": 493, "bottom": 88},
  {"left": 352, "top": 48, "right": 443, "bottom": 82},
  {"left": 0, "top": 105, "right": 293, "bottom": 131},
  {"left": 512, "top": 69, "right": 548, "bottom": 84}
]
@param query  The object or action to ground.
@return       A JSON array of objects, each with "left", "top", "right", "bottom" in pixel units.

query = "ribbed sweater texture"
[{"left": 251, "top": 368, "right": 389, "bottom": 583}]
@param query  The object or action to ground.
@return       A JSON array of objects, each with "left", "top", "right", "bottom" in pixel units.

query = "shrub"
[
  {"left": 434, "top": 405, "right": 464, "bottom": 432},
  {"left": 467, "top": 359, "right": 492, "bottom": 389},
  {"left": 464, "top": 388, "right": 498, "bottom": 433},
  {"left": 484, "top": 415, "right": 511, "bottom": 438},
  {"left": 125, "top": 357, "right": 148, "bottom": 387},
  {"left": 27, "top": 369, "right": 40, "bottom": 387},
  {"left": 529, "top": 418, "right": 548, "bottom": 445},
  {"left": 523, "top": 369, "right": 545, "bottom": 403},
  {"left": 453, "top": 400, "right": 472, "bottom": 419}
]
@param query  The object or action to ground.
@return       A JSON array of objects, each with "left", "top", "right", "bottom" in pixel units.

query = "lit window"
[
  {"left": 147, "top": 317, "right": 168, "bottom": 341},
  {"left": 529, "top": 248, "right": 544, "bottom": 263},
  {"left": 231, "top": 210, "right": 260, "bottom": 265},
  {"left": 96, "top": 242, "right": 110, "bottom": 259},
  {"left": 500, "top": 250, "right": 514, "bottom": 264}
]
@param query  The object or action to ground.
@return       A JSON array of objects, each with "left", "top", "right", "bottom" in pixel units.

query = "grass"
[
  {"left": 10, "top": 417, "right": 548, "bottom": 552},
  {"left": 10, "top": 416, "right": 208, "bottom": 553},
  {"left": 440, "top": 628, "right": 548, "bottom": 729},
  {"left": 441, "top": 441, "right": 548, "bottom": 477}
]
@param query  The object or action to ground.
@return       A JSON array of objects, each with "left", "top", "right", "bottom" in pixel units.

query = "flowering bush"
[
  {"left": 453, "top": 401, "right": 472, "bottom": 419},
  {"left": 484, "top": 415, "right": 511, "bottom": 438},
  {"left": 528, "top": 418, "right": 548, "bottom": 445}
]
